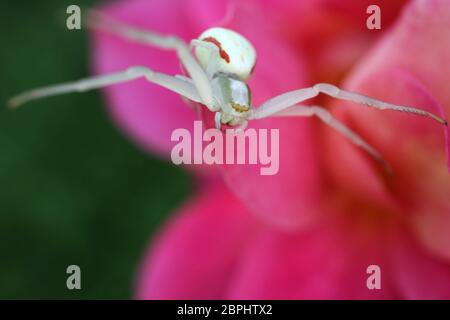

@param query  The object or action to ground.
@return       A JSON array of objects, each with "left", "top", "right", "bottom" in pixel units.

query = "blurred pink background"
[{"left": 91, "top": 0, "right": 450, "bottom": 299}]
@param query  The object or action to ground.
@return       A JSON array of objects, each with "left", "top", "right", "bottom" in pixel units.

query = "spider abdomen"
[{"left": 194, "top": 27, "right": 256, "bottom": 81}]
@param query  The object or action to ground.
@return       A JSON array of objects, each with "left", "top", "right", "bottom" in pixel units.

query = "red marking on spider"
[{"left": 202, "top": 37, "right": 231, "bottom": 63}]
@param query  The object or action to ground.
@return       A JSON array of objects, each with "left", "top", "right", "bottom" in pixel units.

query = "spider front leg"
[
  {"left": 252, "top": 83, "right": 447, "bottom": 125},
  {"left": 215, "top": 112, "right": 222, "bottom": 130},
  {"left": 87, "top": 11, "right": 217, "bottom": 111},
  {"left": 190, "top": 40, "right": 221, "bottom": 79},
  {"left": 8, "top": 66, "right": 201, "bottom": 108},
  {"left": 272, "top": 105, "right": 389, "bottom": 169}
]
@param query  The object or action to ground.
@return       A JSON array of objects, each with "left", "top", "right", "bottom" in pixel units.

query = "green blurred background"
[{"left": 0, "top": 0, "right": 191, "bottom": 299}]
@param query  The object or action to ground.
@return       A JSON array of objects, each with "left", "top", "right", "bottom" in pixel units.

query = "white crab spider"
[{"left": 8, "top": 12, "right": 447, "bottom": 166}]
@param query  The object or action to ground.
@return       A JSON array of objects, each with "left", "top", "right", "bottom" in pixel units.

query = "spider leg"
[
  {"left": 8, "top": 66, "right": 201, "bottom": 108},
  {"left": 251, "top": 83, "right": 447, "bottom": 126},
  {"left": 215, "top": 112, "right": 222, "bottom": 130},
  {"left": 190, "top": 39, "right": 221, "bottom": 78},
  {"left": 175, "top": 75, "right": 194, "bottom": 83},
  {"left": 272, "top": 105, "right": 389, "bottom": 169},
  {"left": 87, "top": 11, "right": 216, "bottom": 111}
]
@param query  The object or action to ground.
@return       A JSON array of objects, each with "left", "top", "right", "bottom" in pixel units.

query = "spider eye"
[{"left": 195, "top": 27, "right": 256, "bottom": 81}]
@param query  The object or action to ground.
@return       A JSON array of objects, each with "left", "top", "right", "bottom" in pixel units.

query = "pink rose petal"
[
  {"left": 389, "top": 229, "right": 450, "bottom": 299},
  {"left": 227, "top": 213, "right": 399, "bottom": 299},
  {"left": 135, "top": 184, "right": 257, "bottom": 299},
  {"left": 325, "top": 68, "right": 448, "bottom": 210}
]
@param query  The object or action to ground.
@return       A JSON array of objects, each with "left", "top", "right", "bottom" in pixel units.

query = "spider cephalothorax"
[{"left": 210, "top": 73, "right": 252, "bottom": 126}]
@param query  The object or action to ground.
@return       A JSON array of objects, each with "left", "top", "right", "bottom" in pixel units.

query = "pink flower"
[{"left": 92, "top": 0, "right": 450, "bottom": 299}]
